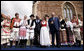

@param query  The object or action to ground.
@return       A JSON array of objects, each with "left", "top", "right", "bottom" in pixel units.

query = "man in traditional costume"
[
  {"left": 10, "top": 13, "right": 21, "bottom": 48},
  {"left": 26, "top": 14, "right": 35, "bottom": 48},
  {"left": 71, "top": 15, "right": 82, "bottom": 47}
]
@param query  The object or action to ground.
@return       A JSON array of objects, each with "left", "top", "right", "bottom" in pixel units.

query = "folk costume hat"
[{"left": 30, "top": 14, "right": 34, "bottom": 17}]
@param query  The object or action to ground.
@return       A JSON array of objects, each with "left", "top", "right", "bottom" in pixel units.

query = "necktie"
[{"left": 53, "top": 17, "right": 55, "bottom": 21}]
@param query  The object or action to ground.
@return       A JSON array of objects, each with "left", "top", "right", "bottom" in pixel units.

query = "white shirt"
[
  {"left": 72, "top": 19, "right": 82, "bottom": 31},
  {"left": 66, "top": 21, "right": 73, "bottom": 31},
  {"left": 26, "top": 19, "right": 35, "bottom": 32}
]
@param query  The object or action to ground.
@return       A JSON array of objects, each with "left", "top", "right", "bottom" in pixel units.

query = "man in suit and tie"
[
  {"left": 34, "top": 16, "right": 41, "bottom": 47},
  {"left": 48, "top": 12, "right": 61, "bottom": 48}
]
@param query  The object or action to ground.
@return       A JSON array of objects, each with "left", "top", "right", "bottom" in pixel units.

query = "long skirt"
[
  {"left": 1, "top": 28, "right": 10, "bottom": 45},
  {"left": 60, "top": 29, "right": 67, "bottom": 45},
  {"left": 66, "top": 27, "right": 74, "bottom": 44},
  {"left": 40, "top": 27, "right": 51, "bottom": 46}
]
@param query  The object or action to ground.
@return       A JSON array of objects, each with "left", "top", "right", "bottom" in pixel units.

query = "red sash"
[
  {"left": 71, "top": 18, "right": 79, "bottom": 25},
  {"left": 2, "top": 29, "right": 10, "bottom": 33}
]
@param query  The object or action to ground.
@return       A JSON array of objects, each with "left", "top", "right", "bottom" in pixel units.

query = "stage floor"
[{"left": 1, "top": 45, "right": 83, "bottom": 50}]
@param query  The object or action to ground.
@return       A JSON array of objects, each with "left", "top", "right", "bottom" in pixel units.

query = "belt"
[
  {"left": 13, "top": 26, "right": 20, "bottom": 28},
  {"left": 3, "top": 25, "right": 9, "bottom": 27},
  {"left": 42, "top": 26, "right": 46, "bottom": 27}
]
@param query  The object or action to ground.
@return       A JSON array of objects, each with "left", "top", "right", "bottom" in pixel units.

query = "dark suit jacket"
[
  {"left": 34, "top": 19, "right": 42, "bottom": 32},
  {"left": 48, "top": 17, "right": 60, "bottom": 32}
]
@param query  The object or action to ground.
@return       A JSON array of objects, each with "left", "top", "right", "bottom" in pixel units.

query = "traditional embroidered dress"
[
  {"left": 19, "top": 19, "right": 27, "bottom": 39},
  {"left": 19, "top": 19, "right": 28, "bottom": 47},
  {"left": 60, "top": 19, "right": 67, "bottom": 45},
  {"left": 40, "top": 20, "right": 51, "bottom": 46},
  {"left": 1, "top": 19, "right": 11, "bottom": 45},
  {"left": 65, "top": 21, "right": 74, "bottom": 44}
]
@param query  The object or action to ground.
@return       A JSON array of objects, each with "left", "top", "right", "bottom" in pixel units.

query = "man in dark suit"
[
  {"left": 34, "top": 16, "right": 41, "bottom": 47},
  {"left": 48, "top": 12, "right": 61, "bottom": 48}
]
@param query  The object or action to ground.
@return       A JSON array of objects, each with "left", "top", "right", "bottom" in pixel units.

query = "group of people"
[{"left": 1, "top": 12, "right": 83, "bottom": 48}]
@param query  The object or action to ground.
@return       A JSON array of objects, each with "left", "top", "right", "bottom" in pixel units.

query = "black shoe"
[
  {"left": 78, "top": 40, "right": 81, "bottom": 47},
  {"left": 57, "top": 45, "right": 61, "bottom": 48},
  {"left": 10, "top": 41, "right": 13, "bottom": 48},
  {"left": 20, "top": 46, "right": 23, "bottom": 48},
  {"left": 30, "top": 45, "right": 32, "bottom": 48},
  {"left": 73, "top": 43, "right": 78, "bottom": 47},
  {"left": 15, "top": 41, "right": 19, "bottom": 48},
  {"left": 50, "top": 45, "right": 55, "bottom": 48},
  {"left": 68, "top": 44, "right": 72, "bottom": 47},
  {"left": 3, "top": 43, "right": 8, "bottom": 48}
]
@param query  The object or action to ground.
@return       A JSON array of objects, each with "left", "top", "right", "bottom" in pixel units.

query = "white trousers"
[
  {"left": 26, "top": 29, "right": 34, "bottom": 40},
  {"left": 73, "top": 30, "right": 81, "bottom": 43},
  {"left": 10, "top": 28, "right": 19, "bottom": 41}
]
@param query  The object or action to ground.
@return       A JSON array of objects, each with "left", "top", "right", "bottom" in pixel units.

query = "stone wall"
[{"left": 33, "top": 1, "right": 83, "bottom": 19}]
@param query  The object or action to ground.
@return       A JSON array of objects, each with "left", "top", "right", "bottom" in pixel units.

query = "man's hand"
[
  {"left": 4, "top": 19, "right": 7, "bottom": 23},
  {"left": 25, "top": 24, "right": 28, "bottom": 26},
  {"left": 11, "top": 29, "right": 13, "bottom": 32},
  {"left": 51, "top": 21, "right": 54, "bottom": 24},
  {"left": 75, "top": 25, "right": 79, "bottom": 28},
  {"left": 59, "top": 28, "right": 61, "bottom": 30},
  {"left": 29, "top": 27, "right": 32, "bottom": 30}
]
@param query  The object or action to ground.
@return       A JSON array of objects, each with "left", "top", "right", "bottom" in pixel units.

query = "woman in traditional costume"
[
  {"left": 65, "top": 17, "right": 74, "bottom": 47},
  {"left": 1, "top": 14, "right": 11, "bottom": 48},
  {"left": 40, "top": 17, "right": 51, "bottom": 47},
  {"left": 59, "top": 15, "right": 67, "bottom": 46}
]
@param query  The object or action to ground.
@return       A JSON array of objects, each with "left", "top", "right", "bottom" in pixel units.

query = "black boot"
[
  {"left": 19, "top": 39, "right": 22, "bottom": 48},
  {"left": 15, "top": 41, "right": 18, "bottom": 48},
  {"left": 30, "top": 39, "right": 33, "bottom": 48},
  {"left": 73, "top": 39, "right": 78, "bottom": 47},
  {"left": 10, "top": 41, "right": 13, "bottom": 48},
  {"left": 76, "top": 40, "right": 80, "bottom": 46},
  {"left": 24, "top": 39, "right": 27, "bottom": 48},
  {"left": 73, "top": 43, "right": 77, "bottom": 47},
  {"left": 23, "top": 39, "right": 26, "bottom": 48},
  {"left": 21, "top": 39, "right": 24, "bottom": 48},
  {"left": 3, "top": 43, "right": 7, "bottom": 48},
  {"left": 78, "top": 40, "right": 81, "bottom": 47}
]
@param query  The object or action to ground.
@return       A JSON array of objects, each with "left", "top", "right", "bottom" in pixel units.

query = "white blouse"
[
  {"left": 20, "top": 19, "right": 28, "bottom": 28},
  {"left": 66, "top": 21, "right": 73, "bottom": 31}
]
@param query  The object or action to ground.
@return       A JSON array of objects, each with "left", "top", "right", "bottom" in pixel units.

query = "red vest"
[
  {"left": 41, "top": 20, "right": 47, "bottom": 27},
  {"left": 10, "top": 18, "right": 21, "bottom": 29},
  {"left": 71, "top": 18, "right": 79, "bottom": 25}
]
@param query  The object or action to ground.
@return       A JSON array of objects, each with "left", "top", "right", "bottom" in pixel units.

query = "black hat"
[
  {"left": 15, "top": 13, "right": 19, "bottom": 16},
  {"left": 30, "top": 14, "right": 34, "bottom": 17},
  {"left": 45, "top": 14, "right": 49, "bottom": 17}
]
